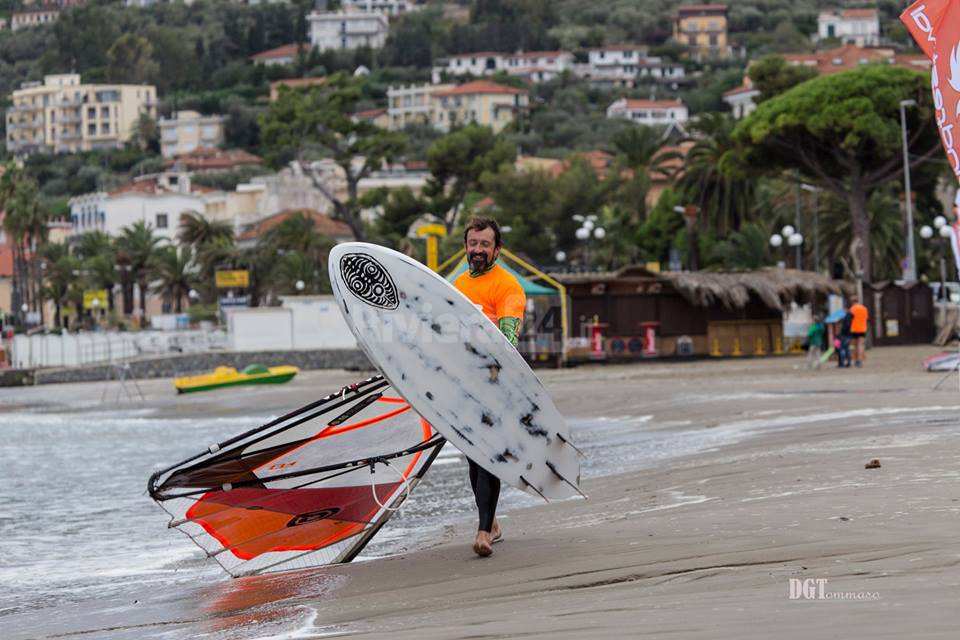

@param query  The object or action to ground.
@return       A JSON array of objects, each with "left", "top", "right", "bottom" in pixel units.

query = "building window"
[
  {"left": 88, "top": 123, "right": 96, "bottom": 135},
  {"left": 709, "top": 33, "right": 718, "bottom": 46},
  {"left": 87, "top": 107, "right": 95, "bottom": 119},
  {"left": 156, "top": 213, "right": 168, "bottom": 229},
  {"left": 101, "top": 106, "right": 109, "bottom": 118},
  {"left": 102, "top": 121, "right": 110, "bottom": 134}
]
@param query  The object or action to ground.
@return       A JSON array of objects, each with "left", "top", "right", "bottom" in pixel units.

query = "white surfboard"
[{"left": 329, "top": 242, "right": 582, "bottom": 500}]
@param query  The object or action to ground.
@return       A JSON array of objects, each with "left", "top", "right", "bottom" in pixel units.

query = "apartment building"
[
  {"left": 432, "top": 51, "right": 575, "bottom": 83},
  {"left": 722, "top": 79, "right": 760, "bottom": 119},
  {"left": 817, "top": 8, "right": 880, "bottom": 47},
  {"left": 6, "top": 74, "right": 156, "bottom": 156},
  {"left": 578, "top": 46, "right": 685, "bottom": 87},
  {"left": 11, "top": 6, "right": 60, "bottom": 31},
  {"left": 672, "top": 4, "right": 730, "bottom": 60},
  {"left": 432, "top": 81, "right": 529, "bottom": 133},
  {"left": 386, "top": 83, "right": 452, "bottom": 130},
  {"left": 158, "top": 110, "right": 226, "bottom": 159},
  {"left": 606, "top": 98, "right": 689, "bottom": 126},
  {"left": 67, "top": 173, "right": 219, "bottom": 243},
  {"left": 342, "top": 0, "right": 417, "bottom": 15},
  {"left": 308, "top": 9, "right": 389, "bottom": 51}
]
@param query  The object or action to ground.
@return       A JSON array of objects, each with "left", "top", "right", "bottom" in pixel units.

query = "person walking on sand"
[
  {"left": 453, "top": 216, "right": 526, "bottom": 558},
  {"left": 806, "top": 314, "right": 826, "bottom": 369},
  {"left": 838, "top": 305, "right": 853, "bottom": 368},
  {"left": 849, "top": 297, "right": 869, "bottom": 367}
]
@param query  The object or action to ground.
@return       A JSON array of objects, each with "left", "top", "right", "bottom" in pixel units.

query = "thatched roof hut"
[
  {"left": 659, "top": 268, "right": 844, "bottom": 311},
  {"left": 556, "top": 266, "right": 844, "bottom": 311}
]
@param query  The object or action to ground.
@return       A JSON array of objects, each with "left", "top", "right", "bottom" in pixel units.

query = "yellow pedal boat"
[{"left": 174, "top": 364, "right": 299, "bottom": 394}]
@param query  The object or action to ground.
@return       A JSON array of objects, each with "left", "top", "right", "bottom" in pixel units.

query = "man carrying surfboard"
[{"left": 453, "top": 216, "right": 526, "bottom": 557}]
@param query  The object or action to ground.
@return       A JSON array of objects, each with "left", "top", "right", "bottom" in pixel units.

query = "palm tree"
[
  {"left": 270, "top": 251, "right": 327, "bottom": 296},
  {"left": 151, "top": 245, "right": 196, "bottom": 313},
  {"left": 117, "top": 221, "right": 165, "bottom": 322},
  {"left": 75, "top": 231, "right": 118, "bottom": 313},
  {"left": 178, "top": 210, "right": 234, "bottom": 250},
  {"left": 40, "top": 242, "right": 81, "bottom": 329},
  {"left": 676, "top": 113, "right": 758, "bottom": 236},
  {"left": 709, "top": 222, "right": 773, "bottom": 270},
  {"left": 2, "top": 174, "right": 50, "bottom": 324}
]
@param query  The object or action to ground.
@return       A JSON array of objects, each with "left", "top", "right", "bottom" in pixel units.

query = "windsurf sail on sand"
[{"left": 148, "top": 375, "right": 444, "bottom": 577}]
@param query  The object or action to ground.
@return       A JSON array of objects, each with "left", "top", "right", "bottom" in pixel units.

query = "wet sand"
[
  {"left": 303, "top": 346, "right": 960, "bottom": 638},
  {"left": 5, "top": 345, "right": 960, "bottom": 639}
]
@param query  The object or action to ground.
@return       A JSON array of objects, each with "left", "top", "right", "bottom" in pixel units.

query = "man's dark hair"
[{"left": 463, "top": 217, "right": 502, "bottom": 247}]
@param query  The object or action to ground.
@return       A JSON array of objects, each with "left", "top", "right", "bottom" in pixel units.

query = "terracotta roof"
[
  {"left": 237, "top": 209, "right": 354, "bottom": 242},
  {"left": 251, "top": 43, "right": 306, "bottom": 61},
  {"left": 446, "top": 51, "right": 503, "bottom": 59},
  {"left": 107, "top": 177, "right": 217, "bottom": 197},
  {"left": 549, "top": 151, "right": 614, "bottom": 178},
  {"left": 675, "top": 4, "right": 727, "bottom": 14},
  {"left": 404, "top": 159, "right": 428, "bottom": 171},
  {"left": 510, "top": 51, "right": 567, "bottom": 60},
  {"left": 471, "top": 196, "right": 495, "bottom": 211},
  {"left": 590, "top": 45, "right": 650, "bottom": 52},
  {"left": 13, "top": 6, "right": 61, "bottom": 15},
  {"left": 353, "top": 108, "right": 387, "bottom": 121},
  {"left": 165, "top": 148, "right": 263, "bottom": 172},
  {"left": 722, "top": 81, "right": 758, "bottom": 97},
  {"left": 840, "top": 8, "right": 878, "bottom": 19},
  {"left": 782, "top": 45, "right": 932, "bottom": 75},
  {"left": 617, "top": 98, "right": 684, "bottom": 110},
  {"left": 433, "top": 80, "right": 528, "bottom": 97}
]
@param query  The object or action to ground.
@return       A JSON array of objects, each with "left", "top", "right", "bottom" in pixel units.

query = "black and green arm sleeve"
[{"left": 498, "top": 316, "right": 521, "bottom": 348}]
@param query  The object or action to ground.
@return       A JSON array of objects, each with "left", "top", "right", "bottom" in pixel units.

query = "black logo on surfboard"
[{"left": 340, "top": 254, "right": 399, "bottom": 310}]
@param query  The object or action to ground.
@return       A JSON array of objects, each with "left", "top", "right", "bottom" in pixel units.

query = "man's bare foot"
[
  {"left": 473, "top": 531, "right": 493, "bottom": 557},
  {"left": 491, "top": 519, "right": 502, "bottom": 543}
]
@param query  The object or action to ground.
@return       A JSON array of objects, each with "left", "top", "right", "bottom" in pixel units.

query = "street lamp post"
[
  {"left": 921, "top": 216, "right": 952, "bottom": 300},
  {"left": 800, "top": 183, "right": 821, "bottom": 272},
  {"left": 573, "top": 215, "right": 604, "bottom": 271},
  {"left": 900, "top": 98, "right": 918, "bottom": 282}
]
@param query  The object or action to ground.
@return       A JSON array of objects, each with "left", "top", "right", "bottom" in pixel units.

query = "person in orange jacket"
[{"left": 848, "top": 297, "right": 869, "bottom": 367}]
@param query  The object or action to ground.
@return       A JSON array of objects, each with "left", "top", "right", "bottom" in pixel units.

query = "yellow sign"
[
  {"left": 215, "top": 270, "right": 250, "bottom": 288},
  {"left": 644, "top": 261, "right": 661, "bottom": 273},
  {"left": 83, "top": 290, "right": 109, "bottom": 310},
  {"left": 415, "top": 223, "right": 447, "bottom": 238}
]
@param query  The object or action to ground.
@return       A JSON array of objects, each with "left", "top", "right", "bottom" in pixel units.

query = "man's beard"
[{"left": 469, "top": 252, "right": 492, "bottom": 273}]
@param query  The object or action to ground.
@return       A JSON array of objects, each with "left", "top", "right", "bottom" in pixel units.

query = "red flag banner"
[
  {"left": 901, "top": 0, "right": 953, "bottom": 59},
  {"left": 901, "top": 0, "right": 960, "bottom": 182}
]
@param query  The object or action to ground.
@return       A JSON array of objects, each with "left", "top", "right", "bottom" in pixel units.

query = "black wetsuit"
[{"left": 468, "top": 460, "right": 501, "bottom": 532}]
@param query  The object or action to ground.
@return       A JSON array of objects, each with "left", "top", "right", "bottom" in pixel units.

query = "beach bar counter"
[{"left": 556, "top": 267, "right": 845, "bottom": 360}]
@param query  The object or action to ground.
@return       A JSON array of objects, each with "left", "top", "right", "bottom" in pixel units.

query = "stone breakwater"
[{"left": 0, "top": 349, "right": 373, "bottom": 386}]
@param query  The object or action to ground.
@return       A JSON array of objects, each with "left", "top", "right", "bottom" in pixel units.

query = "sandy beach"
[
  {"left": 3, "top": 346, "right": 960, "bottom": 639},
  {"left": 304, "top": 346, "right": 960, "bottom": 639}
]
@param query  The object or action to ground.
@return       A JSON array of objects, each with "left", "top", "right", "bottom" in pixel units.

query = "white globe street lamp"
[
  {"left": 781, "top": 224, "right": 795, "bottom": 238},
  {"left": 188, "top": 289, "right": 199, "bottom": 301},
  {"left": 788, "top": 233, "right": 804, "bottom": 247},
  {"left": 769, "top": 233, "right": 783, "bottom": 248},
  {"left": 934, "top": 215, "right": 948, "bottom": 229},
  {"left": 940, "top": 224, "right": 953, "bottom": 239},
  {"left": 295, "top": 280, "right": 305, "bottom": 292},
  {"left": 582, "top": 219, "right": 595, "bottom": 231},
  {"left": 575, "top": 227, "right": 590, "bottom": 240},
  {"left": 593, "top": 227, "right": 606, "bottom": 240},
  {"left": 555, "top": 250, "right": 567, "bottom": 263},
  {"left": 920, "top": 225, "right": 934, "bottom": 240}
]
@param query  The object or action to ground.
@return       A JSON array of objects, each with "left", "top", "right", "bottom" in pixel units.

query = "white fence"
[{"left": 7, "top": 330, "right": 229, "bottom": 369}]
